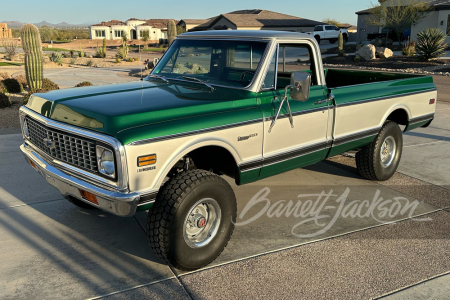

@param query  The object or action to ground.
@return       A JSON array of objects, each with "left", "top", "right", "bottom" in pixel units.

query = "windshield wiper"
[
  {"left": 182, "top": 76, "right": 215, "bottom": 92},
  {"left": 148, "top": 74, "right": 169, "bottom": 83}
]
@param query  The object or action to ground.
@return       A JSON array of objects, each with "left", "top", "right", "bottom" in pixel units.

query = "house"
[
  {"left": 185, "top": 9, "right": 326, "bottom": 33},
  {"left": 0, "top": 23, "right": 12, "bottom": 39},
  {"left": 89, "top": 18, "right": 175, "bottom": 42},
  {"left": 177, "top": 19, "right": 210, "bottom": 32},
  {"left": 356, "top": 0, "right": 450, "bottom": 42}
]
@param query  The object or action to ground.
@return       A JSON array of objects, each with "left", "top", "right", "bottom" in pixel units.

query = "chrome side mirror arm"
[{"left": 268, "top": 84, "right": 297, "bottom": 133}]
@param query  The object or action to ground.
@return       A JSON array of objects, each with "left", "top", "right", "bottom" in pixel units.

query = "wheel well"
[
  {"left": 386, "top": 109, "right": 408, "bottom": 126},
  {"left": 185, "top": 146, "right": 238, "bottom": 180}
]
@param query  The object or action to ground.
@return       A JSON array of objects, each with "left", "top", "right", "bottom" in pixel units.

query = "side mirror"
[{"left": 288, "top": 72, "right": 311, "bottom": 102}]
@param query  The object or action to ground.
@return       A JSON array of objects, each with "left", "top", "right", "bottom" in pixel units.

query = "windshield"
[{"left": 151, "top": 39, "right": 269, "bottom": 88}]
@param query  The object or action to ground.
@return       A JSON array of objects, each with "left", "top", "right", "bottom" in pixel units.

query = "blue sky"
[{"left": 1, "top": 0, "right": 373, "bottom": 25}]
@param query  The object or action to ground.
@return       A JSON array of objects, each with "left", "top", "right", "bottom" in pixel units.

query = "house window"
[
  {"left": 139, "top": 30, "right": 149, "bottom": 37},
  {"left": 114, "top": 30, "right": 122, "bottom": 38},
  {"left": 447, "top": 15, "right": 450, "bottom": 35},
  {"left": 95, "top": 30, "right": 105, "bottom": 37}
]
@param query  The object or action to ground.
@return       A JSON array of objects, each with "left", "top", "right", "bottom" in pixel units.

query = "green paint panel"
[
  {"left": 404, "top": 119, "right": 430, "bottom": 132},
  {"left": 136, "top": 202, "right": 154, "bottom": 212},
  {"left": 327, "top": 135, "right": 376, "bottom": 158},
  {"left": 237, "top": 168, "right": 261, "bottom": 185},
  {"left": 258, "top": 151, "right": 321, "bottom": 180}
]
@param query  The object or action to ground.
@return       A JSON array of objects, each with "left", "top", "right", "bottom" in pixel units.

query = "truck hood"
[{"left": 26, "top": 80, "right": 255, "bottom": 138}]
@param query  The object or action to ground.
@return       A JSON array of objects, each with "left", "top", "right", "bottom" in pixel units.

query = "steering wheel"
[{"left": 239, "top": 70, "right": 255, "bottom": 81}]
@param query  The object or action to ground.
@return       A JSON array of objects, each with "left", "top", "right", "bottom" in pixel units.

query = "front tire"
[
  {"left": 147, "top": 169, "right": 237, "bottom": 270},
  {"left": 356, "top": 121, "right": 403, "bottom": 181}
]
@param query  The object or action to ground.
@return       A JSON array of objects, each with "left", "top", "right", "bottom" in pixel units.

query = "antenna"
[{"left": 139, "top": 34, "right": 143, "bottom": 81}]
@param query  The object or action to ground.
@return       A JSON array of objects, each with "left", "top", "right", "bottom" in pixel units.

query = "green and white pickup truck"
[{"left": 20, "top": 31, "right": 436, "bottom": 270}]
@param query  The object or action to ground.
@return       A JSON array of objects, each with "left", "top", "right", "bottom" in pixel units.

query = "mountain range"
[{"left": 1, "top": 20, "right": 96, "bottom": 28}]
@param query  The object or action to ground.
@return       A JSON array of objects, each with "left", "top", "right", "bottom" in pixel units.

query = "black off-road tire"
[
  {"left": 356, "top": 121, "right": 403, "bottom": 181},
  {"left": 147, "top": 169, "right": 237, "bottom": 270},
  {"left": 315, "top": 35, "right": 321, "bottom": 44},
  {"left": 343, "top": 34, "right": 348, "bottom": 43},
  {"left": 66, "top": 196, "right": 97, "bottom": 209}
]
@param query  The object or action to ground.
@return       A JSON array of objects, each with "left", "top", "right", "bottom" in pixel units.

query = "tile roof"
[
  {"left": 144, "top": 19, "right": 177, "bottom": 29},
  {"left": 92, "top": 20, "right": 126, "bottom": 26},
  {"left": 190, "top": 9, "right": 326, "bottom": 31},
  {"left": 178, "top": 19, "right": 210, "bottom": 25}
]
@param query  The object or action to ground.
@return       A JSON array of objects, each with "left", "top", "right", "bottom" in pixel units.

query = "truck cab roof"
[{"left": 178, "top": 30, "right": 315, "bottom": 41}]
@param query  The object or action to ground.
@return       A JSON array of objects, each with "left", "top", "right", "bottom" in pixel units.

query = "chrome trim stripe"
[
  {"left": 338, "top": 88, "right": 437, "bottom": 108},
  {"left": 264, "top": 106, "right": 326, "bottom": 121},
  {"left": 409, "top": 113, "right": 435, "bottom": 125},
  {"left": 239, "top": 159, "right": 264, "bottom": 172},
  {"left": 263, "top": 141, "right": 329, "bottom": 167},
  {"left": 128, "top": 118, "right": 262, "bottom": 146},
  {"left": 20, "top": 106, "right": 129, "bottom": 192},
  {"left": 333, "top": 127, "right": 381, "bottom": 146},
  {"left": 239, "top": 140, "right": 330, "bottom": 172},
  {"left": 138, "top": 191, "right": 158, "bottom": 205}
]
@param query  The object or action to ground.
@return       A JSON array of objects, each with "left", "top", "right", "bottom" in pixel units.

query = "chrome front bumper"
[{"left": 21, "top": 143, "right": 144, "bottom": 217}]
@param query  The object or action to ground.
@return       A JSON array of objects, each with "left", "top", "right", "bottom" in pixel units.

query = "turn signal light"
[
  {"left": 29, "top": 159, "right": 37, "bottom": 170},
  {"left": 430, "top": 99, "right": 435, "bottom": 104},
  {"left": 138, "top": 154, "right": 156, "bottom": 167},
  {"left": 79, "top": 189, "right": 99, "bottom": 205}
]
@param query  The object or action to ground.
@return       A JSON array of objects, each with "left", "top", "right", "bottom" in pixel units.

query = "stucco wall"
[
  {"left": 412, "top": 10, "right": 450, "bottom": 43},
  {"left": 356, "top": 14, "right": 380, "bottom": 41}
]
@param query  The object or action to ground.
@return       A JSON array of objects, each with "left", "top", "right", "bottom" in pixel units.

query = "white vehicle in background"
[{"left": 306, "top": 25, "right": 348, "bottom": 44}]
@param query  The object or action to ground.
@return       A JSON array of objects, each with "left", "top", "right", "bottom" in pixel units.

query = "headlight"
[
  {"left": 22, "top": 118, "right": 29, "bottom": 138},
  {"left": 96, "top": 145, "right": 115, "bottom": 178}
]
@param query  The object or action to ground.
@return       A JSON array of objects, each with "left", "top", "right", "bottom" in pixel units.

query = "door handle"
[{"left": 314, "top": 99, "right": 328, "bottom": 104}]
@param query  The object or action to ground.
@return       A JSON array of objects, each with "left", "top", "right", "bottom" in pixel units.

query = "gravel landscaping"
[{"left": 0, "top": 93, "right": 23, "bottom": 130}]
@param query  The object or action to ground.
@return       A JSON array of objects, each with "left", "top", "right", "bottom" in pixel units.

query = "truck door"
[{"left": 258, "top": 42, "right": 332, "bottom": 179}]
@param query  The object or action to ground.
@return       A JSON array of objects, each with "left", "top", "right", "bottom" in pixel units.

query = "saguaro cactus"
[
  {"left": 338, "top": 32, "right": 344, "bottom": 57},
  {"left": 102, "top": 38, "right": 106, "bottom": 58},
  {"left": 20, "top": 24, "right": 43, "bottom": 90},
  {"left": 167, "top": 20, "right": 176, "bottom": 45}
]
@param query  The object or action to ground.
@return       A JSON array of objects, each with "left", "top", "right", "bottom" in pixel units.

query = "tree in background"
[
  {"left": 367, "top": 0, "right": 430, "bottom": 43},
  {"left": 176, "top": 25, "right": 186, "bottom": 35},
  {"left": 322, "top": 18, "right": 343, "bottom": 27},
  {"left": 167, "top": 20, "right": 176, "bottom": 45},
  {"left": 141, "top": 30, "right": 149, "bottom": 48}
]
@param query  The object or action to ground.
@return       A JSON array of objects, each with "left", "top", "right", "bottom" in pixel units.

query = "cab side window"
[{"left": 276, "top": 44, "right": 318, "bottom": 89}]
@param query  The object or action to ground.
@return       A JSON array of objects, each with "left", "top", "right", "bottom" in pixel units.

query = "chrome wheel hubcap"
[
  {"left": 380, "top": 136, "right": 396, "bottom": 167},
  {"left": 183, "top": 198, "right": 221, "bottom": 248}
]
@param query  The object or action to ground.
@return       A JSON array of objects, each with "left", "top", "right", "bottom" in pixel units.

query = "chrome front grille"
[{"left": 25, "top": 116, "right": 98, "bottom": 173}]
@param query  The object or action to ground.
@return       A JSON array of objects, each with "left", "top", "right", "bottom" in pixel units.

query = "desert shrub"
[
  {"left": 127, "top": 57, "right": 134, "bottom": 62},
  {"left": 79, "top": 47, "right": 85, "bottom": 58},
  {"left": 14, "top": 75, "right": 28, "bottom": 88},
  {"left": 116, "top": 48, "right": 126, "bottom": 59},
  {"left": 75, "top": 81, "right": 93, "bottom": 87},
  {"left": 42, "top": 78, "right": 59, "bottom": 91},
  {"left": 1, "top": 78, "right": 23, "bottom": 93},
  {"left": 402, "top": 40, "right": 416, "bottom": 56},
  {"left": 0, "top": 72, "right": 10, "bottom": 80},
  {"left": 69, "top": 50, "right": 75, "bottom": 58},
  {"left": 86, "top": 59, "right": 94, "bottom": 67},
  {"left": 115, "top": 57, "right": 121, "bottom": 63},
  {"left": 69, "top": 58, "right": 76, "bottom": 64},
  {"left": 0, "top": 81, "right": 7, "bottom": 93},
  {"left": 95, "top": 47, "right": 105, "bottom": 58},
  {"left": 62, "top": 52, "right": 71, "bottom": 58},
  {"left": 416, "top": 28, "right": 448, "bottom": 60},
  {"left": 0, "top": 92, "right": 12, "bottom": 108},
  {"left": 185, "top": 62, "right": 192, "bottom": 68},
  {"left": 49, "top": 52, "right": 63, "bottom": 65}
]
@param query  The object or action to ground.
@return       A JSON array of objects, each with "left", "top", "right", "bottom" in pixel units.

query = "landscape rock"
[
  {"left": 355, "top": 44, "right": 376, "bottom": 61},
  {"left": 376, "top": 47, "right": 394, "bottom": 59}
]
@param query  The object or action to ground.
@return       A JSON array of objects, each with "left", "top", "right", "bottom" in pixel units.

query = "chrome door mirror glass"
[{"left": 289, "top": 72, "right": 311, "bottom": 102}]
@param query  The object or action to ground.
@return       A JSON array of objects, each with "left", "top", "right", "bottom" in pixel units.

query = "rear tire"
[
  {"left": 147, "top": 169, "right": 237, "bottom": 270},
  {"left": 356, "top": 121, "right": 403, "bottom": 181},
  {"left": 314, "top": 35, "right": 321, "bottom": 44}
]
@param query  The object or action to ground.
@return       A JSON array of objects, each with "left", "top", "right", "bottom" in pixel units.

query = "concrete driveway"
[{"left": 1, "top": 103, "right": 449, "bottom": 299}]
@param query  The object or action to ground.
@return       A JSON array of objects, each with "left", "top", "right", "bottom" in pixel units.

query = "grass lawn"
[
  {"left": 42, "top": 47, "right": 73, "bottom": 52},
  {"left": 143, "top": 48, "right": 166, "bottom": 52},
  {"left": 0, "top": 62, "right": 24, "bottom": 66}
]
